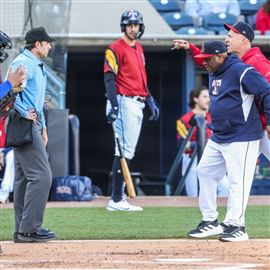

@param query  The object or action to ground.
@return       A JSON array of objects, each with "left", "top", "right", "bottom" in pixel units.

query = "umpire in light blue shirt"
[{"left": 10, "top": 27, "right": 56, "bottom": 243}]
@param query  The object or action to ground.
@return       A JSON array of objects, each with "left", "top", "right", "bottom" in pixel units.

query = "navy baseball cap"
[
  {"left": 25, "top": 27, "right": 56, "bottom": 44},
  {"left": 194, "top": 41, "right": 227, "bottom": 59},
  {"left": 224, "top": 21, "right": 254, "bottom": 42}
]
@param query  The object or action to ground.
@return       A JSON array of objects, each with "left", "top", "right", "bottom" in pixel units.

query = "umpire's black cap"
[{"left": 25, "top": 27, "right": 56, "bottom": 44}]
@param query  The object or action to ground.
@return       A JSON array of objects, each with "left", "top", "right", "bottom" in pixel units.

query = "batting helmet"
[
  {"left": 0, "top": 30, "right": 12, "bottom": 63},
  {"left": 120, "top": 10, "right": 145, "bottom": 39}
]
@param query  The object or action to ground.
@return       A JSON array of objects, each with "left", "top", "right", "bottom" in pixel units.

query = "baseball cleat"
[
  {"left": 188, "top": 219, "right": 223, "bottom": 238},
  {"left": 220, "top": 222, "right": 229, "bottom": 231},
  {"left": 218, "top": 226, "right": 249, "bottom": 242},
  {"left": 107, "top": 199, "right": 143, "bottom": 211}
]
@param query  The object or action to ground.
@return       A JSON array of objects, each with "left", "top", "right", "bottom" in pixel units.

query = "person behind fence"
[
  {"left": 177, "top": 86, "right": 228, "bottom": 197},
  {"left": 104, "top": 10, "right": 159, "bottom": 211},
  {"left": 180, "top": 40, "right": 270, "bottom": 242},
  {"left": 0, "top": 116, "right": 15, "bottom": 204},
  {"left": 255, "top": 0, "right": 270, "bottom": 35},
  {"left": 9, "top": 27, "right": 56, "bottom": 243}
]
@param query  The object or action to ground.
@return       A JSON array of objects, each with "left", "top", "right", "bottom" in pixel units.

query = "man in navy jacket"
[{"left": 187, "top": 41, "right": 270, "bottom": 242}]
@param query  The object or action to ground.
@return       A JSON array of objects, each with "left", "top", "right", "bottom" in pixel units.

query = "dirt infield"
[
  {"left": 1, "top": 239, "right": 270, "bottom": 269},
  {"left": 1, "top": 196, "right": 270, "bottom": 269}
]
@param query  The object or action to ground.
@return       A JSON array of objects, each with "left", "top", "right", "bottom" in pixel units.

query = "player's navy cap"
[
  {"left": 194, "top": 41, "right": 227, "bottom": 59},
  {"left": 224, "top": 21, "right": 254, "bottom": 42},
  {"left": 25, "top": 27, "right": 56, "bottom": 44}
]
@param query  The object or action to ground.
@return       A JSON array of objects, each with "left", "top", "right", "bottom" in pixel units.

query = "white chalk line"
[{"left": 1, "top": 258, "right": 266, "bottom": 270}]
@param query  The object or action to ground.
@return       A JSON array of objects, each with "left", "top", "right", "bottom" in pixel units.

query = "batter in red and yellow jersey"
[{"left": 104, "top": 10, "right": 159, "bottom": 211}]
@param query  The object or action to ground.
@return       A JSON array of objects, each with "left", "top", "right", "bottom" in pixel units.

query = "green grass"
[{"left": 0, "top": 206, "right": 269, "bottom": 240}]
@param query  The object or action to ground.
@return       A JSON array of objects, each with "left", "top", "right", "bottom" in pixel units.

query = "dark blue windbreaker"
[{"left": 208, "top": 54, "right": 270, "bottom": 143}]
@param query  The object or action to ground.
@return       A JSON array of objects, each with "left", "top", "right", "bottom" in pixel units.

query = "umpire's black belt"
[{"left": 120, "top": 94, "right": 146, "bottom": 103}]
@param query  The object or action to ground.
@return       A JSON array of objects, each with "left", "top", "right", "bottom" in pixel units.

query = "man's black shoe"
[
  {"left": 14, "top": 232, "right": 25, "bottom": 243},
  {"left": 15, "top": 228, "right": 56, "bottom": 243}
]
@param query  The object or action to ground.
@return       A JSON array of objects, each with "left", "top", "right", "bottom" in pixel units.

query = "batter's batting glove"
[
  {"left": 146, "top": 96, "right": 159, "bottom": 121},
  {"left": 106, "top": 106, "right": 118, "bottom": 124}
]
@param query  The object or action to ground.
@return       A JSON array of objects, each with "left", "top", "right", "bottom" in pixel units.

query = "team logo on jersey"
[
  {"left": 105, "top": 49, "right": 118, "bottom": 75},
  {"left": 211, "top": 79, "right": 221, "bottom": 95}
]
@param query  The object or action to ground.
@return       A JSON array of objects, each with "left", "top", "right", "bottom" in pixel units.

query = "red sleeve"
[
  {"left": 254, "top": 58, "right": 270, "bottom": 83},
  {"left": 189, "top": 42, "right": 204, "bottom": 68},
  {"left": 255, "top": 8, "right": 267, "bottom": 35},
  {"left": 178, "top": 112, "right": 197, "bottom": 141},
  {"left": 248, "top": 53, "right": 270, "bottom": 129}
]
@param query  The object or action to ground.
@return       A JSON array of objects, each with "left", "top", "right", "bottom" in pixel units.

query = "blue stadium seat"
[
  {"left": 246, "top": 14, "right": 257, "bottom": 28},
  {"left": 218, "top": 29, "right": 229, "bottom": 35},
  {"left": 254, "top": 30, "right": 261, "bottom": 35},
  {"left": 149, "top": 0, "right": 182, "bottom": 13},
  {"left": 175, "top": 27, "right": 215, "bottom": 35},
  {"left": 162, "top": 12, "right": 194, "bottom": 30},
  {"left": 239, "top": 0, "right": 265, "bottom": 16},
  {"left": 203, "top": 12, "right": 238, "bottom": 33}
]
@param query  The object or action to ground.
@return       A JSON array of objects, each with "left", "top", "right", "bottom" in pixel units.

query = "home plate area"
[{"left": 1, "top": 239, "right": 269, "bottom": 269}]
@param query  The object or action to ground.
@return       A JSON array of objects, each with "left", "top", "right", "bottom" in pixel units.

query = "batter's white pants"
[
  {"left": 259, "top": 130, "right": 270, "bottom": 161},
  {"left": 197, "top": 139, "right": 260, "bottom": 227},
  {"left": 106, "top": 95, "right": 145, "bottom": 160}
]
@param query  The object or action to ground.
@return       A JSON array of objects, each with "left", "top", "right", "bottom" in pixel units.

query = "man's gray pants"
[{"left": 13, "top": 123, "right": 52, "bottom": 233}]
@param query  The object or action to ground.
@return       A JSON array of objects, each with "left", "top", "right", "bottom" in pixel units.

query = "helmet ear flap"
[
  {"left": 0, "top": 50, "right": 9, "bottom": 63},
  {"left": 0, "top": 31, "right": 12, "bottom": 50},
  {"left": 137, "top": 24, "right": 145, "bottom": 39},
  {"left": 120, "top": 24, "right": 125, "bottom": 32}
]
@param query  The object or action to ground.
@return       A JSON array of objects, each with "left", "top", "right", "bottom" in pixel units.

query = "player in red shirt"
[
  {"left": 255, "top": 0, "right": 270, "bottom": 35},
  {"left": 176, "top": 86, "right": 228, "bottom": 197},
  {"left": 104, "top": 10, "right": 159, "bottom": 211}
]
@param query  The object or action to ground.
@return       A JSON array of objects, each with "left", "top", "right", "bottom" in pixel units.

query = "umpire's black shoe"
[
  {"left": 14, "top": 232, "right": 24, "bottom": 243},
  {"left": 15, "top": 228, "right": 56, "bottom": 243}
]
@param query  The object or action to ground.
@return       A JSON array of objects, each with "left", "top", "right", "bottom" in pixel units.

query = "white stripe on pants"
[{"left": 197, "top": 139, "right": 259, "bottom": 226}]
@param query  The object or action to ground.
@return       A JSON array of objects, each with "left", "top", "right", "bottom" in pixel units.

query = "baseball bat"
[{"left": 115, "top": 134, "right": 136, "bottom": 198}]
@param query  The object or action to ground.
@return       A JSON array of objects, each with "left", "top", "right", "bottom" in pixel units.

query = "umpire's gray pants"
[{"left": 13, "top": 122, "right": 52, "bottom": 233}]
